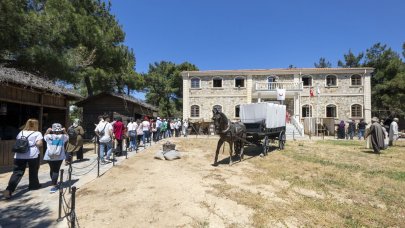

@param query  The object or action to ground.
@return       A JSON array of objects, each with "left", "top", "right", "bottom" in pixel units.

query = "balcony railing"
[{"left": 255, "top": 82, "right": 303, "bottom": 91}]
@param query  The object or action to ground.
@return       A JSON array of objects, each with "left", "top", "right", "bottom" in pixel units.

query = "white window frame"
[
  {"left": 325, "top": 104, "right": 338, "bottom": 118},
  {"left": 212, "top": 77, "right": 223, "bottom": 88},
  {"left": 190, "top": 77, "right": 201, "bottom": 89},
  {"left": 302, "top": 75, "right": 313, "bottom": 87},
  {"left": 302, "top": 104, "right": 313, "bottom": 118},
  {"left": 267, "top": 76, "right": 277, "bottom": 90},
  {"left": 234, "top": 77, "right": 245, "bottom": 88},
  {"left": 325, "top": 75, "right": 338, "bottom": 87},
  {"left": 350, "top": 74, "right": 362, "bottom": 86},
  {"left": 351, "top": 104, "right": 363, "bottom": 118},
  {"left": 190, "top": 105, "right": 200, "bottom": 118}
]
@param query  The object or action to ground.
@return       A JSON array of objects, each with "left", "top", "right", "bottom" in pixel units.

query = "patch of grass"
[
  {"left": 192, "top": 219, "right": 209, "bottom": 228},
  {"left": 317, "top": 140, "right": 363, "bottom": 147},
  {"left": 386, "top": 171, "right": 405, "bottom": 181}
]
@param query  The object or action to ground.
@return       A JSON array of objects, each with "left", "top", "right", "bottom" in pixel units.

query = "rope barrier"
[
  {"left": 71, "top": 162, "right": 98, "bottom": 177},
  {"left": 71, "top": 158, "right": 98, "bottom": 169}
]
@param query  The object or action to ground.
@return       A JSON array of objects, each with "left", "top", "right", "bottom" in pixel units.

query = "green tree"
[
  {"left": 337, "top": 49, "right": 364, "bottom": 67},
  {"left": 314, "top": 57, "right": 332, "bottom": 68},
  {"left": 363, "top": 43, "right": 405, "bottom": 116},
  {"left": 143, "top": 61, "right": 198, "bottom": 117},
  {"left": 0, "top": 0, "right": 137, "bottom": 96}
]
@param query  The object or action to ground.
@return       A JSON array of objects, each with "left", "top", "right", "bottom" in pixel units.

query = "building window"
[
  {"left": 326, "top": 104, "right": 337, "bottom": 118},
  {"left": 235, "top": 78, "right": 245, "bottom": 88},
  {"left": 351, "top": 104, "right": 362, "bottom": 118},
  {"left": 302, "top": 105, "right": 312, "bottom": 117},
  {"left": 268, "top": 76, "right": 276, "bottom": 90},
  {"left": 326, "top": 75, "right": 337, "bottom": 87},
  {"left": 302, "top": 75, "right": 312, "bottom": 87},
  {"left": 191, "top": 78, "right": 200, "bottom": 88},
  {"left": 235, "top": 105, "right": 240, "bottom": 117},
  {"left": 213, "top": 78, "right": 222, "bottom": 88},
  {"left": 191, "top": 105, "right": 200, "bottom": 117},
  {"left": 351, "top": 74, "right": 362, "bottom": 86},
  {"left": 213, "top": 105, "right": 222, "bottom": 113}
]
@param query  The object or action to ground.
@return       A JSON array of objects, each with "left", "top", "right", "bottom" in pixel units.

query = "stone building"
[{"left": 181, "top": 68, "right": 374, "bottom": 134}]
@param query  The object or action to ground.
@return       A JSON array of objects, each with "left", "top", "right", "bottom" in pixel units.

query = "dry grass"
[{"left": 209, "top": 139, "right": 405, "bottom": 227}]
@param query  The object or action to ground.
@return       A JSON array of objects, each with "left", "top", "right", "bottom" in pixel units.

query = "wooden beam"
[{"left": 0, "top": 97, "right": 67, "bottom": 110}]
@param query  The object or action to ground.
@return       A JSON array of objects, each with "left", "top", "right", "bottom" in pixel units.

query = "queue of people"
[
  {"left": 95, "top": 115, "right": 190, "bottom": 162},
  {"left": 2, "top": 118, "right": 85, "bottom": 199}
]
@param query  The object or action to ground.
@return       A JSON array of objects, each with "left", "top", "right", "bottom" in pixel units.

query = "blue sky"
[{"left": 110, "top": 0, "right": 405, "bottom": 73}]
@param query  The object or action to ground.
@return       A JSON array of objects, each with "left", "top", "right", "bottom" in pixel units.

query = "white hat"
[{"left": 52, "top": 123, "right": 63, "bottom": 132}]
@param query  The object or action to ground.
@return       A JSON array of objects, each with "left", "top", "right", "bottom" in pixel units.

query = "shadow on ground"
[{"left": 0, "top": 194, "right": 54, "bottom": 228}]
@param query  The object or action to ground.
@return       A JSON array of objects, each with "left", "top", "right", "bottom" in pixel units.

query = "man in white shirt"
[
  {"left": 389, "top": 118, "right": 399, "bottom": 146},
  {"left": 95, "top": 115, "right": 113, "bottom": 163},
  {"left": 127, "top": 118, "right": 137, "bottom": 151},
  {"left": 156, "top": 117, "right": 162, "bottom": 141}
]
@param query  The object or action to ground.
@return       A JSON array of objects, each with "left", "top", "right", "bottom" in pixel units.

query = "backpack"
[
  {"left": 99, "top": 123, "right": 107, "bottom": 136},
  {"left": 68, "top": 126, "right": 77, "bottom": 140},
  {"left": 12, "top": 131, "right": 35, "bottom": 153},
  {"left": 47, "top": 136, "right": 64, "bottom": 158}
]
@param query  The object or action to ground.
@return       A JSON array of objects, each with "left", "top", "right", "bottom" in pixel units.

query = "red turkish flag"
[{"left": 310, "top": 88, "right": 314, "bottom": 97}]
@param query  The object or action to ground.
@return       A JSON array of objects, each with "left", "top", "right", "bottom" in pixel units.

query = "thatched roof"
[
  {"left": 76, "top": 92, "right": 158, "bottom": 111},
  {"left": 0, "top": 66, "right": 82, "bottom": 99}
]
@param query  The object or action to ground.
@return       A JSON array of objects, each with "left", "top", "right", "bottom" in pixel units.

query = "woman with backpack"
[
  {"left": 3, "top": 119, "right": 43, "bottom": 199},
  {"left": 43, "top": 123, "right": 69, "bottom": 193},
  {"left": 66, "top": 119, "right": 85, "bottom": 164}
]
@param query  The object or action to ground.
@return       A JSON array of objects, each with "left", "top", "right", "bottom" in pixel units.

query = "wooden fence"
[{"left": 0, "top": 140, "right": 15, "bottom": 173}]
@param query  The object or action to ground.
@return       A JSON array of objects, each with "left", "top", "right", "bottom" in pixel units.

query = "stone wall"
[
  {"left": 183, "top": 69, "right": 372, "bottom": 123},
  {"left": 300, "top": 95, "right": 364, "bottom": 120}
]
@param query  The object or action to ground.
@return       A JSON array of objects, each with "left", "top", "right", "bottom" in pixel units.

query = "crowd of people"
[
  {"left": 95, "top": 115, "right": 190, "bottom": 163},
  {"left": 337, "top": 117, "right": 400, "bottom": 153},
  {"left": 2, "top": 118, "right": 85, "bottom": 199}
]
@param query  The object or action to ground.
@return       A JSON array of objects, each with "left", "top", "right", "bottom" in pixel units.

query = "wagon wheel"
[
  {"left": 262, "top": 136, "right": 269, "bottom": 156},
  {"left": 278, "top": 131, "right": 286, "bottom": 150}
]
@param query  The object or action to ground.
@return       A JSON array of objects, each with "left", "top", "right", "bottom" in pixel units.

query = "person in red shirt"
[{"left": 113, "top": 116, "right": 124, "bottom": 156}]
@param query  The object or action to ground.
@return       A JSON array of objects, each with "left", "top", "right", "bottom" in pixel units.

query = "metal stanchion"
[
  {"left": 68, "top": 163, "right": 72, "bottom": 193},
  {"left": 57, "top": 169, "right": 64, "bottom": 222},
  {"left": 97, "top": 144, "right": 100, "bottom": 177},
  {"left": 71, "top": 186, "right": 77, "bottom": 228},
  {"left": 293, "top": 130, "right": 295, "bottom": 140},
  {"left": 112, "top": 147, "right": 115, "bottom": 166}
]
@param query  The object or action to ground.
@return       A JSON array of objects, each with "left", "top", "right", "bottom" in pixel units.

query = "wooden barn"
[
  {"left": 75, "top": 92, "right": 158, "bottom": 139},
  {"left": 0, "top": 66, "right": 82, "bottom": 172}
]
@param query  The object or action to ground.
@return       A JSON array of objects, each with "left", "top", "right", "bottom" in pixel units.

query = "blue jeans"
[
  {"left": 358, "top": 129, "right": 365, "bottom": 139},
  {"left": 142, "top": 130, "right": 149, "bottom": 144},
  {"left": 128, "top": 131, "right": 137, "bottom": 149},
  {"left": 99, "top": 141, "right": 112, "bottom": 160}
]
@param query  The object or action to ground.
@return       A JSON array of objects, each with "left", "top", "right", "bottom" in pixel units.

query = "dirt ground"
[
  {"left": 76, "top": 137, "right": 405, "bottom": 227},
  {"left": 76, "top": 137, "right": 258, "bottom": 227}
]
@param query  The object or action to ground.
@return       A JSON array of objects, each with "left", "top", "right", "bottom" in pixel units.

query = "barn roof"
[
  {"left": 0, "top": 66, "right": 82, "bottom": 99},
  {"left": 76, "top": 92, "right": 158, "bottom": 111}
]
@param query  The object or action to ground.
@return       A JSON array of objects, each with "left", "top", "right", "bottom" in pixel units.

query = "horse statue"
[{"left": 212, "top": 108, "right": 247, "bottom": 166}]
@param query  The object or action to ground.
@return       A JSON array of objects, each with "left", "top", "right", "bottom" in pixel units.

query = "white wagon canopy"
[{"left": 240, "top": 103, "right": 286, "bottom": 129}]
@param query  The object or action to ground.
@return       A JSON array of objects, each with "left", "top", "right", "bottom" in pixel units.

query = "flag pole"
[{"left": 316, "top": 83, "right": 319, "bottom": 137}]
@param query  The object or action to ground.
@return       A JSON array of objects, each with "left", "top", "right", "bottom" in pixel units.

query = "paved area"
[{"left": 0, "top": 140, "right": 158, "bottom": 228}]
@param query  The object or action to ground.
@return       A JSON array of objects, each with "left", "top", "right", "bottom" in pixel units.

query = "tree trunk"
[{"left": 84, "top": 75, "right": 93, "bottom": 96}]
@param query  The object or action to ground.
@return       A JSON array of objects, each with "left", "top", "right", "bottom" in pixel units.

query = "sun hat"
[{"left": 52, "top": 123, "right": 63, "bottom": 132}]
